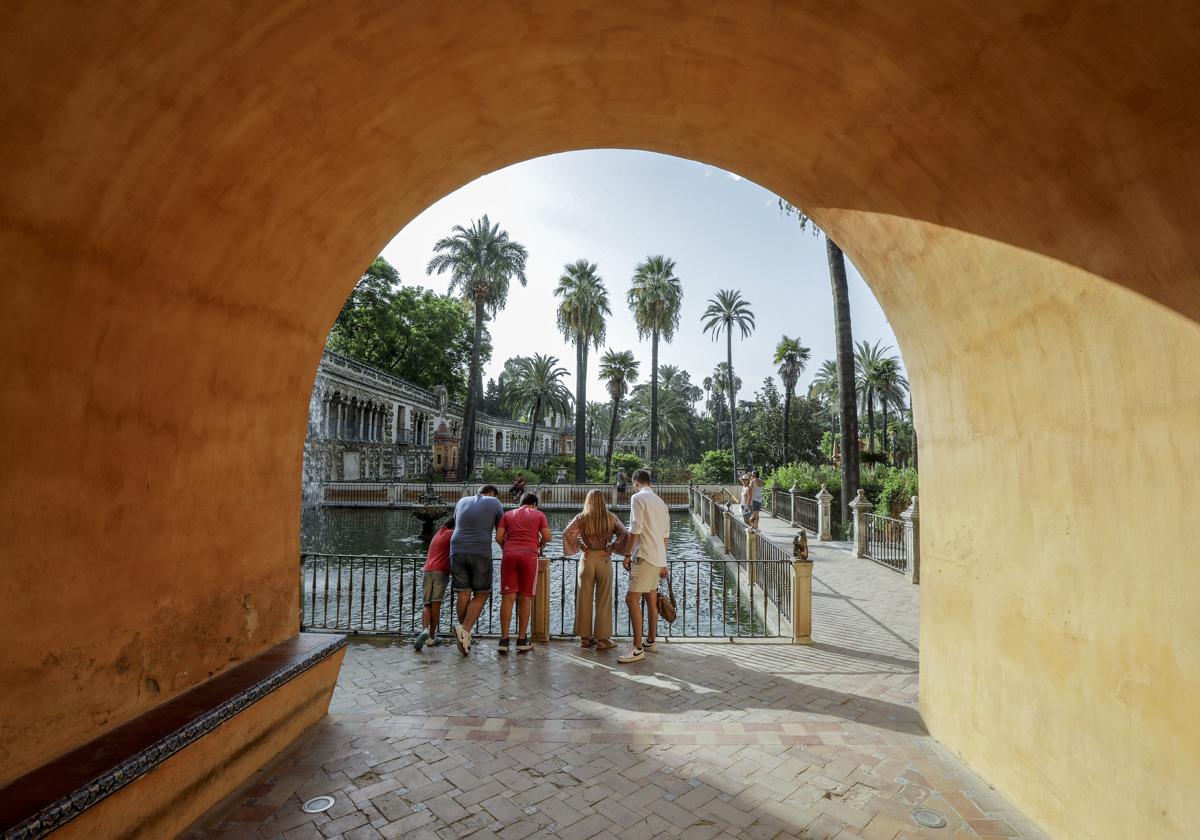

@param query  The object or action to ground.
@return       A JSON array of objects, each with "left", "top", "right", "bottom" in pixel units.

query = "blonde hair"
[{"left": 580, "top": 490, "right": 612, "bottom": 546}]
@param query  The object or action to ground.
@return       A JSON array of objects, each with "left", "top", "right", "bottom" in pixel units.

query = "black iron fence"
[
  {"left": 300, "top": 552, "right": 791, "bottom": 639},
  {"left": 864, "top": 513, "right": 907, "bottom": 572},
  {"left": 765, "top": 487, "right": 819, "bottom": 534}
]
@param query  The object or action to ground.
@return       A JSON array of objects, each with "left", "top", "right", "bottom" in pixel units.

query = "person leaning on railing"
[
  {"left": 563, "top": 490, "right": 630, "bottom": 652},
  {"left": 619, "top": 469, "right": 670, "bottom": 664}
]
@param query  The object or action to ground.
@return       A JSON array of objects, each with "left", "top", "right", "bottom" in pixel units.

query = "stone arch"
[{"left": 2, "top": 4, "right": 1199, "bottom": 838}]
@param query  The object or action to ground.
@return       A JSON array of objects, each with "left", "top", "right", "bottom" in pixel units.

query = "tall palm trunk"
[
  {"left": 461, "top": 292, "right": 485, "bottom": 477},
  {"left": 866, "top": 386, "right": 877, "bottom": 452},
  {"left": 574, "top": 341, "right": 587, "bottom": 481},
  {"left": 828, "top": 238, "right": 860, "bottom": 524},
  {"left": 782, "top": 386, "right": 793, "bottom": 465},
  {"left": 649, "top": 328, "right": 660, "bottom": 472},
  {"left": 726, "top": 329, "right": 738, "bottom": 481},
  {"left": 524, "top": 395, "right": 542, "bottom": 470},
  {"left": 881, "top": 395, "right": 889, "bottom": 463},
  {"left": 604, "top": 394, "right": 622, "bottom": 481}
]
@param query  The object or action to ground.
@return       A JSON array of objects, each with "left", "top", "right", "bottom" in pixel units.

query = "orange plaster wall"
[{"left": 2, "top": 3, "right": 1199, "bottom": 836}]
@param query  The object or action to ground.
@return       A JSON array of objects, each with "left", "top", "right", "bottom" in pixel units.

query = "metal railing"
[
  {"left": 754, "top": 529, "right": 794, "bottom": 625},
  {"left": 793, "top": 496, "right": 818, "bottom": 534},
  {"left": 727, "top": 513, "right": 747, "bottom": 559},
  {"left": 864, "top": 513, "right": 907, "bottom": 572},
  {"left": 300, "top": 552, "right": 789, "bottom": 639},
  {"left": 318, "top": 482, "right": 691, "bottom": 509},
  {"left": 765, "top": 487, "right": 818, "bottom": 534}
]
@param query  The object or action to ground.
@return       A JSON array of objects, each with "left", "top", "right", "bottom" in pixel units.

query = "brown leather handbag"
[{"left": 656, "top": 572, "right": 677, "bottom": 623}]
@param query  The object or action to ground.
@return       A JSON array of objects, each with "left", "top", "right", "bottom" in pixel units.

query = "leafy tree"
[
  {"left": 598, "top": 349, "right": 639, "bottom": 481},
  {"left": 854, "top": 340, "right": 907, "bottom": 455},
  {"left": 427, "top": 215, "right": 529, "bottom": 475},
  {"left": 702, "top": 289, "right": 755, "bottom": 480},
  {"left": 609, "top": 452, "right": 643, "bottom": 477},
  {"left": 809, "top": 359, "right": 841, "bottom": 461},
  {"left": 327, "top": 257, "right": 480, "bottom": 400},
  {"left": 627, "top": 255, "right": 683, "bottom": 474},
  {"left": 554, "top": 259, "right": 611, "bottom": 481},
  {"left": 502, "top": 353, "right": 572, "bottom": 470},
  {"left": 773, "top": 335, "right": 811, "bottom": 465},
  {"left": 584, "top": 401, "right": 611, "bottom": 455},
  {"left": 709, "top": 362, "right": 741, "bottom": 449},
  {"left": 689, "top": 450, "right": 734, "bottom": 484},
  {"left": 780, "top": 201, "right": 860, "bottom": 523}
]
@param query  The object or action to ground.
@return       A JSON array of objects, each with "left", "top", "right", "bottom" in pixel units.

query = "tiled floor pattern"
[{"left": 184, "top": 516, "right": 1049, "bottom": 840}]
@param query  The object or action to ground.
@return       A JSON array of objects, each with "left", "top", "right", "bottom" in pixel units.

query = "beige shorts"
[{"left": 627, "top": 557, "right": 664, "bottom": 593}]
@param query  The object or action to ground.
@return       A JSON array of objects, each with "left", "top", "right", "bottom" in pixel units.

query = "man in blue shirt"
[{"left": 450, "top": 484, "right": 504, "bottom": 655}]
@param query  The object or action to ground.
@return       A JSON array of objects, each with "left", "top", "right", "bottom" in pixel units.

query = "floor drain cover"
[
  {"left": 911, "top": 808, "right": 948, "bottom": 828},
  {"left": 302, "top": 795, "right": 335, "bottom": 814}
]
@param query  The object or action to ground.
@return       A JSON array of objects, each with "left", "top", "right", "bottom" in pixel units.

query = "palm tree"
[
  {"left": 871, "top": 354, "right": 908, "bottom": 462},
  {"left": 622, "top": 384, "right": 694, "bottom": 455},
  {"left": 702, "top": 376, "right": 713, "bottom": 417},
  {"left": 854, "top": 340, "right": 887, "bottom": 452},
  {"left": 598, "top": 349, "right": 639, "bottom": 481},
  {"left": 427, "top": 215, "right": 528, "bottom": 475},
  {"left": 773, "top": 335, "right": 812, "bottom": 465},
  {"left": 710, "top": 362, "right": 741, "bottom": 449},
  {"left": 503, "top": 354, "right": 573, "bottom": 470},
  {"left": 809, "top": 359, "right": 840, "bottom": 460},
  {"left": 702, "top": 289, "right": 755, "bottom": 481},
  {"left": 627, "top": 256, "right": 683, "bottom": 474},
  {"left": 780, "top": 202, "right": 859, "bottom": 523},
  {"left": 585, "top": 401, "right": 611, "bottom": 456},
  {"left": 554, "top": 259, "right": 611, "bottom": 481}
]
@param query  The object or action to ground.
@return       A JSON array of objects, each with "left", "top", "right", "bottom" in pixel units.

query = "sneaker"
[
  {"left": 429, "top": 637, "right": 443, "bottom": 646},
  {"left": 453, "top": 624, "right": 470, "bottom": 656},
  {"left": 643, "top": 638, "right": 657, "bottom": 650},
  {"left": 516, "top": 637, "right": 532, "bottom": 652},
  {"left": 498, "top": 637, "right": 510, "bottom": 655},
  {"left": 617, "top": 647, "right": 644, "bottom": 664},
  {"left": 413, "top": 628, "right": 431, "bottom": 652}
]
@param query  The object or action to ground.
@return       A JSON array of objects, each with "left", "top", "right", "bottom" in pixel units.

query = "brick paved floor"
[{"left": 184, "top": 517, "right": 1049, "bottom": 840}]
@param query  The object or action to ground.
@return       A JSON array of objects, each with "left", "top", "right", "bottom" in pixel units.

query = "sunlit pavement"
[{"left": 185, "top": 523, "right": 1047, "bottom": 840}]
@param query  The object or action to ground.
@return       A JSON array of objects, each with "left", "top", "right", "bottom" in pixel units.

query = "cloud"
[{"left": 725, "top": 172, "right": 743, "bottom": 182}]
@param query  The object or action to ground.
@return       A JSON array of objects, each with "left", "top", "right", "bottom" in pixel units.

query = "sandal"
[
  {"left": 595, "top": 639, "right": 616, "bottom": 651},
  {"left": 580, "top": 637, "right": 594, "bottom": 648}
]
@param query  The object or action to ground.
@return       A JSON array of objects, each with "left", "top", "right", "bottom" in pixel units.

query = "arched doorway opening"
[{"left": 2, "top": 4, "right": 1197, "bottom": 838}]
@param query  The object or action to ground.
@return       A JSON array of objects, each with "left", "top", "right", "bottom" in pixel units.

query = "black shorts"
[
  {"left": 451, "top": 553, "right": 493, "bottom": 594},
  {"left": 751, "top": 500, "right": 762, "bottom": 512}
]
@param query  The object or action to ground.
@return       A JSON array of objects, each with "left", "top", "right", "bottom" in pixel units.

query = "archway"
[{"left": 2, "top": 3, "right": 1198, "bottom": 838}]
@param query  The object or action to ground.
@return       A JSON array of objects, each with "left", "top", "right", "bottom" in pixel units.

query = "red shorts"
[{"left": 501, "top": 552, "right": 538, "bottom": 597}]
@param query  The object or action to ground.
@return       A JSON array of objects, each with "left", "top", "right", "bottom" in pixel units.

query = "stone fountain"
[{"left": 409, "top": 467, "right": 453, "bottom": 537}]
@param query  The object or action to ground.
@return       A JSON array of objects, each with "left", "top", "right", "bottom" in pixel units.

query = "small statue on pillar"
[{"left": 793, "top": 530, "right": 809, "bottom": 560}]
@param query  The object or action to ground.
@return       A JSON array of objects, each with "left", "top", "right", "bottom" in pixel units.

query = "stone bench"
[{"left": 0, "top": 633, "right": 346, "bottom": 840}]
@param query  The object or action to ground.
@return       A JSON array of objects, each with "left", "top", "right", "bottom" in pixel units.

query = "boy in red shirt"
[
  {"left": 414, "top": 516, "right": 453, "bottom": 651},
  {"left": 496, "top": 493, "right": 551, "bottom": 654}
]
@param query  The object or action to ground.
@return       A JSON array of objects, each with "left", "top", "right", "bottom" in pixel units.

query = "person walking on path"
[
  {"left": 619, "top": 469, "right": 670, "bottom": 664},
  {"left": 496, "top": 492, "right": 551, "bottom": 654},
  {"left": 450, "top": 484, "right": 504, "bottom": 655},
  {"left": 749, "top": 469, "right": 764, "bottom": 529},
  {"left": 563, "top": 490, "right": 629, "bottom": 651},
  {"left": 414, "top": 516, "right": 454, "bottom": 651}
]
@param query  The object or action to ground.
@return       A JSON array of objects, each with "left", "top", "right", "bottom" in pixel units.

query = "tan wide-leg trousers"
[{"left": 574, "top": 550, "right": 613, "bottom": 641}]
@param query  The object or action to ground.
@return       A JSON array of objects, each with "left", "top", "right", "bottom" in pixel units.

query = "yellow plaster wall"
[
  {"left": 820, "top": 211, "right": 1200, "bottom": 838},
  {"left": 1, "top": 3, "right": 1198, "bottom": 837}
]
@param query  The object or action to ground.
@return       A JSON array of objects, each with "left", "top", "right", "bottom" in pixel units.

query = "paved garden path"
[{"left": 184, "top": 512, "right": 1048, "bottom": 840}]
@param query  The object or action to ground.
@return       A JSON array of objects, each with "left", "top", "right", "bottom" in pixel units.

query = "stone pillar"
[
  {"left": 532, "top": 557, "right": 550, "bottom": 642},
  {"left": 788, "top": 483, "right": 799, "bottom": 526},
  {"left": 901, "top": 495, "right": 920, "bottom": 584},
  {"left": 851, "top": 489, "right": 873, "bottom": 558},
  {"left": 722, "top": 506, "right": 733, "bottom": 554},
  {"left": 791, "top": 559, "right": 814, "bottom": 645},
  {"left": 817, "top": 484, "right": 833, "bottom": 542}
]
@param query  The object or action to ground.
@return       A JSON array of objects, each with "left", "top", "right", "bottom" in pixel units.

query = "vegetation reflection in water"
[{"left": 300, "top": 508, "right": 769, "bottom": 637}]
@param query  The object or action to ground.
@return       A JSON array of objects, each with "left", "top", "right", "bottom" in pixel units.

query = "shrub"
[
  {"left": 609, "top": 452, "right": 643, "bottom": 477},
  {"left": 874, "top": 467, "right": 919, "bottom": 517},
  {"left": 689, "top": 450, "right": 734, "bottom": 484}
]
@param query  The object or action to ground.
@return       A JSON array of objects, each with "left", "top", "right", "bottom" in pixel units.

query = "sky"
[{"left": 378, "top": 149, "right": 902, "bottom": 405}]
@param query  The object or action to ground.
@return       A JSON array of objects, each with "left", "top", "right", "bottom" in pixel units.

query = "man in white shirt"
[{"left": 619, "top": 469, "right": 670, "bottom": 663}]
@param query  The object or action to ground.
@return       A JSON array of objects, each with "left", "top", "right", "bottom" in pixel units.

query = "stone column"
[
  {"left": 817, "top": 484, "right": 833, "bottom": 542},
  {"left": 901, "top": 495, "right": 920, "bottom": 584},
  {"left": 851, "top": 489, "right": 873, "bottom": 558},
  {"left": 791, "top": 558, "right": 814, "bottom": 645},
  {"left": 788, "top": 483, "right": 799, "bottom": 526},
  {"left": 722, "top": 506, "right": 733, "bottom": 554},
  {"left": 532, "top": 557, "right": 551, "bottom": 642}
]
